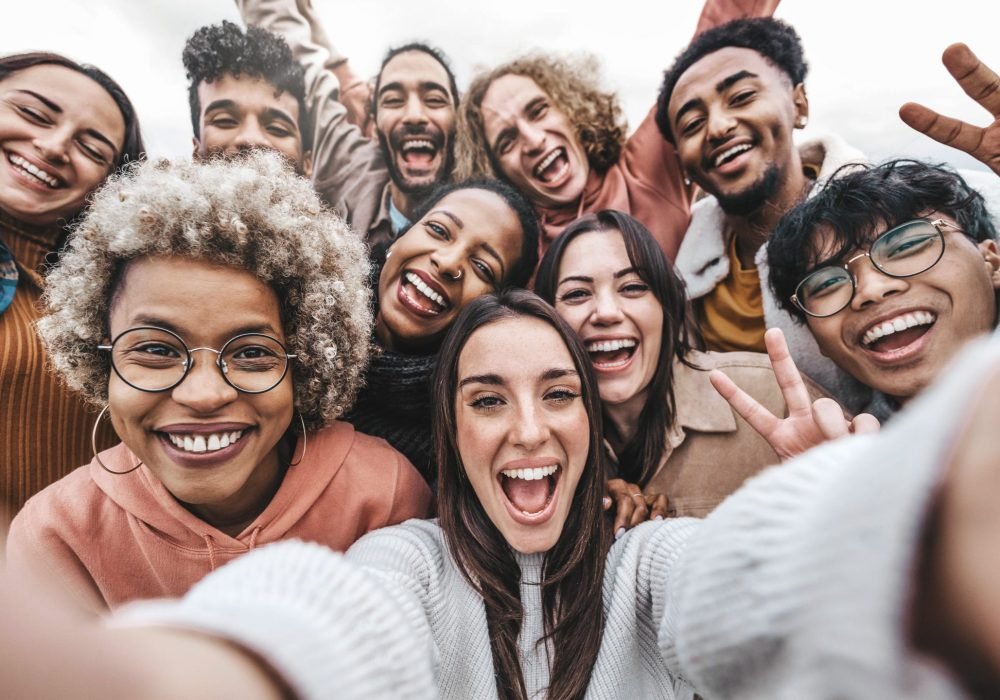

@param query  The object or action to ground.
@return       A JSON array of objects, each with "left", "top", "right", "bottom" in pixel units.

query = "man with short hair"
[
  {"left": 235, "top": 0, "right": 459, "bottom": 249},
  {"left": 655, "top": 16, "right": 867, "bottom": 406}
]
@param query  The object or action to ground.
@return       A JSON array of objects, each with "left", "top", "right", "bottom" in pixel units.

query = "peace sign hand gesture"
[
  {"left": 899, "top": 43, "right": 1000, "bottom": 177},
  {"left": 709, "top": 328, "right": 880, "bottom": 461}
]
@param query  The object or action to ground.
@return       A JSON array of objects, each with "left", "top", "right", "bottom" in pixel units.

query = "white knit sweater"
[{"left": 118, "top": 335, "right": 1000, "bottom": 699}]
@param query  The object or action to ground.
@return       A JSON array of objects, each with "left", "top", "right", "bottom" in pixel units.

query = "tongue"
[
  {"left": 870, "top": 325, "right": 930, "bottom": 352},
  {"left": 403, "top": 150, "right": 434, "bottom": 166},
  {"left": 503, "top": 476, "right": 550, "bottom": 514},
  {"left": 539, "top": 153, "right": 567, "bottom": 183},
  {"left": 591, "top": 349, "right": 630, "bottom": 366}
]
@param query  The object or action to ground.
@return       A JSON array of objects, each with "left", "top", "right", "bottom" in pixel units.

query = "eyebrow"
[
  {"left": 557, "top": 266, "right": 640, "bottom": 287},
  {"left": 126, "top": 316, "right": 280, "bottom": 339},
  {"left": 378, "top": 80, "right": 451, "bottom": 98},
  {"left": 672, "top": 70, "right": 759, "bottom": 128},
  {"left": 458, "top": 366, "right": 579, "bottom": 388}
]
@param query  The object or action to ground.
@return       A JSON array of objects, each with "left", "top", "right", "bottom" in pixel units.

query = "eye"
[
  {"left": 496, "top": 135, "right": 514, "bottom": 156},
  {"left": 529, "top": 101, "right": 549, "bottom": 120},
  {"left": 266, "top": 124, "right": 294, "bottom": 137},
  {"left": 620, "top": 281, "right": 649, "bottom": 296},
  {"left": 208, "top": 116, "right": 238, "bottom": 128},
  {"left": 678, "top": 116, "right": 704, "bottom": 137},
  {"left": 470, "top": 393, "right": 505, "bottom": 412},
  {"left": 425, "top": 93, "right": 450, "bottom": 108},
  {"left": 471, "top": 258, "right": 497, "bottom": 284},
  {"left": 557, "top": 288, "right": 591, "bottom": 304},
  {"left": 544, "top": 388, "right": 580, "bottom": 404},
  {"left": 16, "top": 104, "right": 51, "bottom": 124},
  {"left": 380, "top": 95, "right": 404, "bottom": 108},
  {"left": 76, "top": 139, "right": 111, "bottom": 165},
  {"left": 730, "top": 89, "right": 756, "bottom": 106},
  {"left": 425, "top": 221, "right": 450, "bottom": 240}
]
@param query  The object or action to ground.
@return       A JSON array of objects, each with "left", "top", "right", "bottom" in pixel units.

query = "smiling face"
[
  {"left": 0, "top": 63, "right": 125, "bottom": 226},
  {"left": 375, "top": 188, "right": 524, "bottom": 353},
  {"left": 456, "top": 315, "right": 589, "bottom": 554},
  {"left": 667, "top": 47, "right": 807, "bottom": 216},
  {"left": 552, "top": 231, "right": 664, "bottom": 419},
  {"left": 193, "top": 73, "right": 311, "bottom": 177},
  {"left": 375, "top": 50, "right": 456, "bottom": 194},
  {"left": 480, "top": 74, "right": 589, "bottom": 210},
  {"left": 804, "top": 217, "right": 1000, "bottom": 403},
  {"left": 107, "top": 256, "right": 294, "bottom": 529}
]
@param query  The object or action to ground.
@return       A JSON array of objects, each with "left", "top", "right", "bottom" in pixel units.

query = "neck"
[
  {"left": 727, "top": 163, "right": 811, "bottom": 269},
  {"left": 604, "top": 389, "right": 649, "bottom": 448}
]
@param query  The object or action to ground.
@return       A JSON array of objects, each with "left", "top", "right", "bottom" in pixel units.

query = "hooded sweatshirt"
[{"left": 5, "top": 421, "right": 430, "bottom": 612}]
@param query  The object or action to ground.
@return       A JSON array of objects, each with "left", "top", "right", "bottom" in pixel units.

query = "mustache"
[{"left": 388, "top": 124, "right": 447, "bottom": 151}]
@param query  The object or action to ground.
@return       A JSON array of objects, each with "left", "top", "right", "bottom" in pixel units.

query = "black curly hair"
[
  {"left": 655, "top": 17, "right": 808, "bottom": 143},
  {"left": 767, "top": 159, "right": 998, "bottom": 323},
  {"left": 182, "top": 20, "right": 312, "bottom": 151}
]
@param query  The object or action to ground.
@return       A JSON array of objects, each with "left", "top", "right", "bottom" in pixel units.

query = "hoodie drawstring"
[
  {"left": 248, "top": 526, "right": 262, "bottom": 551},
  {"left": 203, "top": 534, "right": 218, "bottom": 571}
]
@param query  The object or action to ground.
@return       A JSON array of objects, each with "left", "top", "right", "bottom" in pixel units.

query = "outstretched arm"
[
  {"left": 900, "top": 43, "right": 1000, "bottom": 177},
  {"left": 709, "top": 327, "right": 879, "bottom": 460}
]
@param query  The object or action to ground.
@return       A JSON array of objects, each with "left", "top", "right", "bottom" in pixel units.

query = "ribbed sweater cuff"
[{"left": 113, "top": 540, "right": 435, "bottom": 700}]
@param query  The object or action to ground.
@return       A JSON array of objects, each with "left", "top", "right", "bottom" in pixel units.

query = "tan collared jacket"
[{"left": 608, "top": 350, "right": 827, "bottom": 518}]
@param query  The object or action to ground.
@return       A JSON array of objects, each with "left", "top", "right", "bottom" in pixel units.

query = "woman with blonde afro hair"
[
  {"left": 6, "top": 151, "right": 430, "bottom": 612},
  {"left": 454, "top": 0, "right": 777, "bottom": 262}
]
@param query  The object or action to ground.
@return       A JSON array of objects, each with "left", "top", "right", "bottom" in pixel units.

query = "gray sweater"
[{"left": 119, "top": 335, "right": 1000, "bottom": 699}]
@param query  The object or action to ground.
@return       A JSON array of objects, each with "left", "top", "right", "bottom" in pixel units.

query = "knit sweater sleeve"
[
  {"left": 649, "top": 337, "right": 997, "bottom": 699},
  {"left": 114, "top": 536, "right": 438, "bottom": 700}
]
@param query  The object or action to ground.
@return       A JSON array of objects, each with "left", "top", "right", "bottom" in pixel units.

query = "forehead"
[
  {"left": 379, "top": 50, "right": 451, "bottom": 92},
  {"left": 197, "top": 73, "right": 300, "bottom": 120},
  {"left": 559, "top": 231, "right": 630, "bottom": 278},
  {"left": 481, "top": 75, "right": 547, "bottom": 129},
  {"left": 668, "top": 46, "right": 791, "bottom": 116},
  {"left": 430, "top": 188, "right": 523, "bottom": 264},
  {"left": 459, "top": 316, "right": 573, "bottom": 377},
  {"left": 1, "top": 63, "right": 125, "bottom": 146}
]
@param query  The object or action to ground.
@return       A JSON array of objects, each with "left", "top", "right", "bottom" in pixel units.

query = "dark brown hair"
[
  {"left": 535, "top": 210, "right": 697, "bottom": 485},
  {"left": 433, "top": 289, "right": 611, "bottom": 700}
]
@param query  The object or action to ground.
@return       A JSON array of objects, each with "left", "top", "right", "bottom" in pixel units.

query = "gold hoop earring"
[
  {"left": 92, "top": 405, "right": 142, "bottom": 475},
  {"left": 288, "top": 412, "right": 308, "bottom": 467}
]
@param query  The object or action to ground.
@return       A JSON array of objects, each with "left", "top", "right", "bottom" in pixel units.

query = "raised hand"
[
  {"left": 899, "top": 43, "right": 1000, "bottom": 177},
  {"left": 604, "top": 479, "right": 669, "bottom": 539},
  {"left": 709, "top": 328, "right": 880, "bottom": 461}
]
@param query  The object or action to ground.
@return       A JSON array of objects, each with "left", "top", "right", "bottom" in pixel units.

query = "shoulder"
[
  {"left": 347, "top": 519, "right": 448, "bottom": 583},
  {"left": 11, "top": 463, "right": 109, "bottom": 535}
]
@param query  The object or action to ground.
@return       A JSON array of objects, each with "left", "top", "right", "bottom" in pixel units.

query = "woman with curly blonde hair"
[
  {"left": 454, "top": 0, "right": 777, "bottom": 261},
  {"left": 5, "top": 151, "right": 430, "bottom": 612}
]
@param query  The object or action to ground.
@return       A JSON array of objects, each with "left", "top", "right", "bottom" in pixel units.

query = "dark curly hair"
[
  {"left": 768, "top": 159, "right": 998, "bottom": 322},
  {"left": 373, "top": 42, "right": 459, "bottom": 117},
  {"left": 655, "top": 17, "right": 808, "bottom": 143},
  {"left": 182, "top": 20, "right": 312, "bottom": 151}
]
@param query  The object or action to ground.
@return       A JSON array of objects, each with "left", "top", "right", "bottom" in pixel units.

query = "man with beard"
[
  {"left": 235, "top": 0, "right": 458, "bottom": 250},
  {"left": 655, "top": 18, "right": 863, "bottom": 358}
]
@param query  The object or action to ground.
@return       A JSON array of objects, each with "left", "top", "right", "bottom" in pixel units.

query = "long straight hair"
[
  {"left": 433, "top": 289, "right": 612, "bottom": 700},
  {"left": 535, "top": 210, "right": 696, "bottom": 485}
]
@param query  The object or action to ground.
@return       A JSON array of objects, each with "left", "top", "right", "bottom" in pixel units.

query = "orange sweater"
[{"left": 6, "top": 421, "right": 430, "bottom": 611}]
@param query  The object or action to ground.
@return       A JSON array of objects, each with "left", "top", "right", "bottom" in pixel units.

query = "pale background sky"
[{"left": 2, "top": 1, "right": 996, "bottom": 172}]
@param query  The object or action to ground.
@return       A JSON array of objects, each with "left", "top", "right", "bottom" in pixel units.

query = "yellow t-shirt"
[{"left": 696, "top": 234, "right": 766, "bottom": 353}]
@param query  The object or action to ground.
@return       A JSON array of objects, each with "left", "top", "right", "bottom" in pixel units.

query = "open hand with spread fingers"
[
  {"left": 709, "top": 328, "right": 880, "bottom": 461},
  {"left": 899, "top": 43, "right": 1000, "bottom": 177}
]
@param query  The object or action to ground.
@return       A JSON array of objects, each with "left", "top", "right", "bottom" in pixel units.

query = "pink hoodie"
[{"left": 6, "top": 421, "right": 430, "bottom": 611}]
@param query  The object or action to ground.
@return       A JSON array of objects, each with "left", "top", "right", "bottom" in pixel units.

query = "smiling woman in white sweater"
[{"left": 4, "top": 288, "right": 1000, "bottom": 699}]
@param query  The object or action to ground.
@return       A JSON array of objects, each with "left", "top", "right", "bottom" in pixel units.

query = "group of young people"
[{"left": 2, "top": 0, "right": 1000, "bottom": 697}]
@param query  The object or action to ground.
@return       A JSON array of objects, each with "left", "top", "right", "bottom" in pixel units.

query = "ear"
[
  {"left": 792, "top": 83, "right": 809, "bottom": 128},
  {"left": 191, "top": 137, "right": 202, "bottom": 160},
  {"left": 301, "top": 150, "right": 314, "bottom": 179},
  {"left": 979, "top": 239, "right": 1000, "bottom": 289}
]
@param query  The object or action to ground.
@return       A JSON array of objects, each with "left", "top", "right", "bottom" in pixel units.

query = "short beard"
[
  {"left": 377, "top": 129, "right": 455, "bottom": 201},
  {"left": 714, "top": 164, "right": 781, "bottom": 217}
]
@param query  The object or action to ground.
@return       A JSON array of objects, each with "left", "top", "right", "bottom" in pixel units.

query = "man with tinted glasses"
[{"left": 768, "top": 159, "right": 1000, "bottom": 419}]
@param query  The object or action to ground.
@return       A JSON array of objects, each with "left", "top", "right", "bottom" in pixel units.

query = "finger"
[
  {"left": 710, "top": 369, "right": 780, "bottom": 438},
  {"left": 850, "top": 412, "right": 881, "bottom": 435},
  {"left": 899, "top": 102, "right": 986, "bottom": 161},
  {"left": 613, "top": 493, "right": 634, "bottom": 536},
  {"left": 648, "top": 493, "right": 669, "bottom": 521},
  {"left": 812, "top": 397, "right": 849, "bottom": 440},
  {"left": 764, "top": 328, "right": 812, "bottom": 413},
  {"left": 941, "top": 43, "right": 1000, "bottom": 118},
  {"left": 628, "top": 492, "right": 649, "bottom": 529}
]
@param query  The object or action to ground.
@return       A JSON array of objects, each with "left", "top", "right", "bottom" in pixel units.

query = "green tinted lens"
[
  {"left": 796, "top": 266, "right": 854, "bottom": 317},
  {"left": 221, "top": 334, "right": 289, "bottom": 392},
  {"left": 112, "top": 328, "right": 187, "bottom": 390},
  {"left": 870, "top": 220, "right": 944, "bottom": 277}
]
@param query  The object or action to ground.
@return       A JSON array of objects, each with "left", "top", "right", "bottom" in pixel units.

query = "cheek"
[
  {"left": 555, "top": 304, "right": 588, "bottom": 333},
  {"left": 107, "top": 376, "right": 154, "bottom": 440}
]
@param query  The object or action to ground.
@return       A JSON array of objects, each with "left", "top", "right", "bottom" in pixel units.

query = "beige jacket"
[{"left": 609, "top": 350, "right": 826, "bottom": 518}]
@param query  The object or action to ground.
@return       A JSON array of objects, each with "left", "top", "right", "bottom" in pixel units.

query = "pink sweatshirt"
[{"left": 6, "top": 421, "right": 430, "bottom": 611}]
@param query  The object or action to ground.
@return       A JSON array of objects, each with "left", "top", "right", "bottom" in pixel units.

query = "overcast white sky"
[{"left": 2, "top": 1, "right": 996, "bottom": 172}]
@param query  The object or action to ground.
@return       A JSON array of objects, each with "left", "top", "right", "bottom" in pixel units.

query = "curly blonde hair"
[
  {"left": 37, "top": 151, "right": 372, "bottom": 430},
  {"left": 455, "top": 53, "right": 626, "bottom": 183}
]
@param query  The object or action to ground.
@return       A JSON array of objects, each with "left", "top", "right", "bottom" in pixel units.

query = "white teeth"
[
  {"left": 405, "top": 272, "right": 447, "bottom": 306},
  {"left": 501, "top": 464, "right": 559, "bottom": 480},
  {"left": 862, "top": 311, "right": 936, "bottom": 347},
  {"left": 8, "top": 154, "right": 60, "bottom": 187},
  {"left": 402, "top": 139, "right": 435, "bottom": 152},
  {"left": 167, "top": 430, "right": 244, "bottom": 454},
  {"left": 533, "top": 148, "right": 568, "bottom": 181},
  {"left": 714, "top": 143, "right": 752, "bottom": 167},
  {"left": 585, "top": 338, "right": 637, "bottom": 353}
]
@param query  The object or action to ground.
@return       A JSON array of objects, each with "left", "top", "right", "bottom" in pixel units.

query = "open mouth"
[
  {"left": 533, "top": 147, "right": 570, "bottom": 184},
  {"left": 499, "top": 464, "right": 560, "bottom": 517},
  {"left": 861, "top": 311, "right": 936, "bottom": 353},
  {"left": 712, "top": 142, "right": 754, "bottom": 169},
  {"left": 7, "top": 152, "right": 62, "bottom": 188},
  {"left": 399, "top": 271, "right": 449, "bottom": 315},
  {"left": 585, "top": 338, "right": 637, "bottom": 371},
  {"left": 398, "top": 137, "right": 440, "bottom": 171},
  {"left": 164, "top": 429, "right": 246, "bottom": 454}
]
